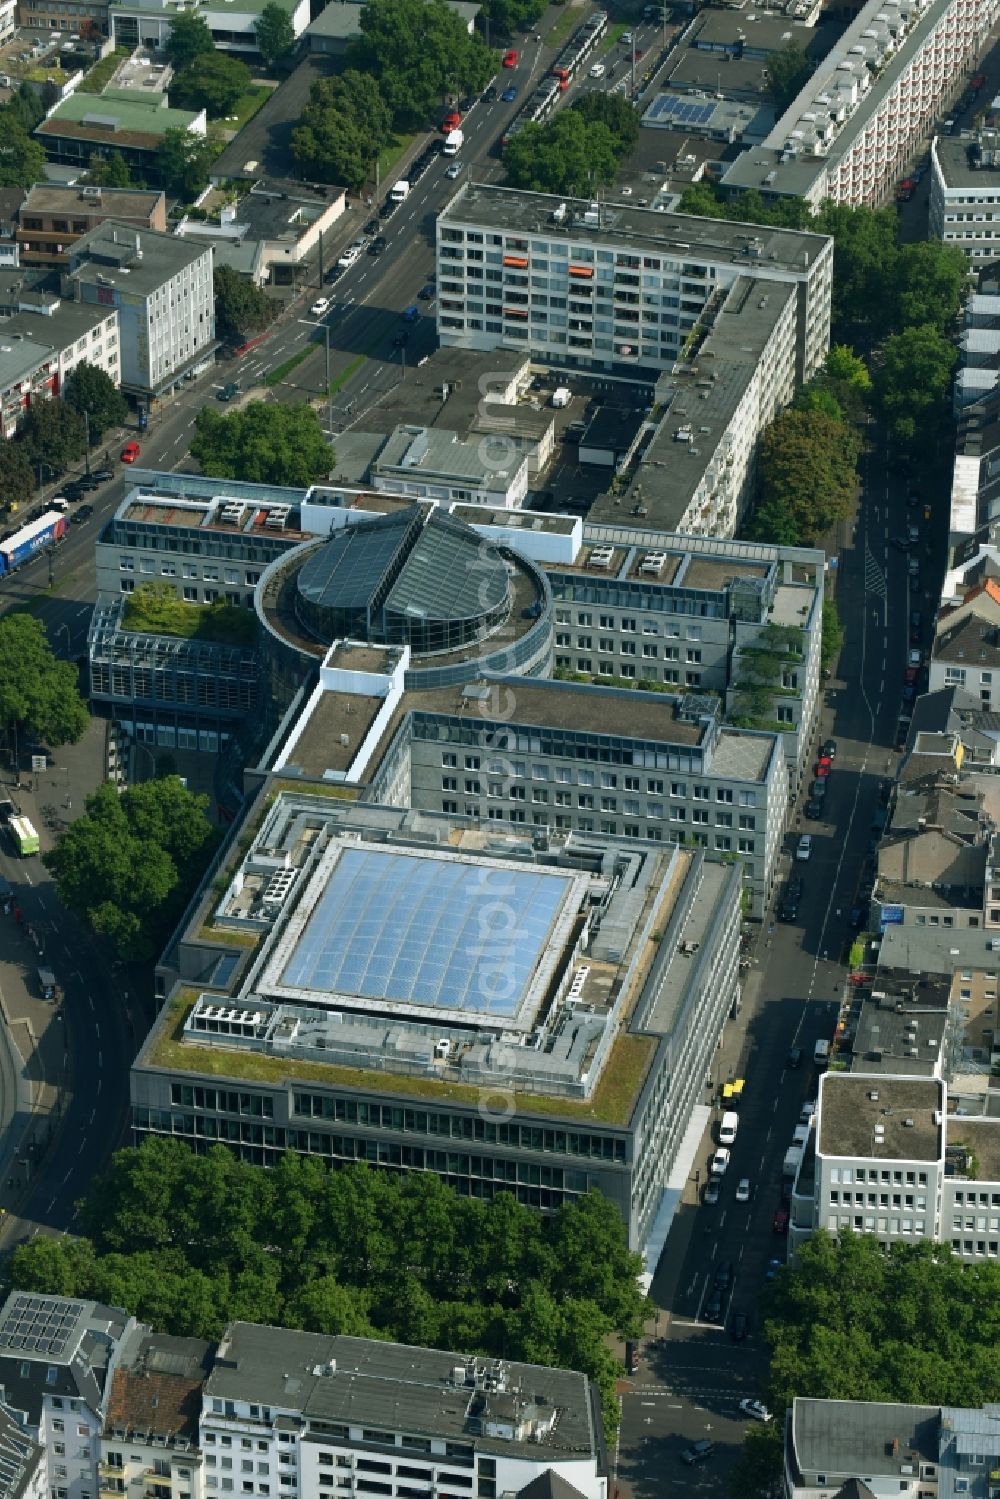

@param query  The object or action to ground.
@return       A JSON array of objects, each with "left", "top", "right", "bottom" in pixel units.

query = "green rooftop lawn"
[
  {"left": 122, "top": 586, "right": 257, "bottom": 646},
  {"left": 148, "top": 991, "right": 655, "bottom": 1126},
  {"left": 77, "top": 45, "right": 130, "bottom": 95}
]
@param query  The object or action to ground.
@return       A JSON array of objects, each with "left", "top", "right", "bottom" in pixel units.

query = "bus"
[{"left": 9, "top": 816, "right": 39, "bottom": 856}]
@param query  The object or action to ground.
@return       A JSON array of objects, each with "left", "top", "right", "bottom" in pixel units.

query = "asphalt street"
[{"left": 615, "top": 418, "right": 943, "bottom": 1499}]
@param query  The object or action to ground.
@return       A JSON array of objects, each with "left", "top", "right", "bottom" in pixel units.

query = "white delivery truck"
[
  {"left": 718, "top": 1111, "right": 739, "bottom": 1146},
  {"left": 390, "top": 179, "right": 410, "bottom": 204},
  {"left": 443, "top": 128, "right": 464, "bottom": 155}
]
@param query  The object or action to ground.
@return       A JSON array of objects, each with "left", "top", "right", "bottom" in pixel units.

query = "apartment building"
[
  {"left": 64, "top": 223, "right": 215, "bottom": 405},
  {"left": 801, "top": 1072, "right": 1000, "bottom": 1262},
  {"left": 930, "top": 129, "right": 1000, "bottom": 259},
  {"left": 17, "top": 185, "right": 166, "bottom": 271},
  {"left": 435, "top": 184, "right": 833, "bottom": 385},
  {"left": 949, "top": 351, "right": 1000, "bottom": 543},
  {"left": 0, "top": 333, "right": 62, "bottom": 440},
  {"left": 101, "top": 1334, "right": 212, "bottom": 1499},
  {"left": 722, "top": 0, "right": 998, "bottom": 208},
  {"left": 0, "top": 1294, "right": 138, "bottom": 1499},
  {"left": 928, "top": 578, "right": 1000, "bottom": 705},
  {"left": 132, "top": 795, "right": 743, "bottom": 1260},
  {"left": 0, "top": 1405, "right": 43, "bottom": 1499},
  {"left": 1, "top": 299, "right": 121, "bottom": 390},
  {"left": 199, "top": 1327, "right": 607, "bottom": 1499}
]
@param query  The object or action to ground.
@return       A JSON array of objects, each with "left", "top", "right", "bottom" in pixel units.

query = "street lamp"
[{"left": 298, "top": 318, "right": 333, "bottom": 437}]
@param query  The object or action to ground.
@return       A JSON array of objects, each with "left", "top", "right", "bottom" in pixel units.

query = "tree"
[
  {"left": 890, "top": 239, "right": 968, "bottom": 334},
  {"left": 156, "top": 128, "right": 219, "bottom": 200},
  {"left": 0, "top": 113, "right": 49, "bottom": 189},
  {"left": 214, "top": 264, "right": 275, "bottom": 343},
  {"left": 191, "top": 401, "right": 332, "bottom": 486},
  {"left": 767, "top": 41, "right": 811, "bottom": 112},
  {"left": 731, "top": 1423, "right": 784, "bottom": 1499},
  {"left": 351, "top": 0, "right": 495, "bottom": 127},
  {"left": 753, "top": 406, "right": 860, "bottom": 545},
  {"left": 825, "top": 343, "right": 871, "bottom": 392},
  {"left": 291, "top": 71, "right": 393, "bottom": 189},
  {"left": 82, "top": 151, "right": 133, "bottom": 187},
  {"left": 63, "top": 362, "right": 128, "bottom": 442},
  {"left": 165, "top": 9, "right": 214, "bottom": 71},
  {"left": 0, "top": 439, "right": 35, "bottom": 511},
  {"left": 678, "top": 182, "right": 727, "bottom": 220},
  {"left": 0, "top": 615, "right": 88, "bottom": 748},
  {"left": 504, "top": 110, "right": 619, "bottom": 196},
  {"left": 255, "top": 0, "right": 295, "bottom": 67},
  {"left": 876, "top": 322, "right": 957, "bottom": 448},
  {"left": 22, "top": 400, "right": 86, "bottom": 475},
  {"left": 820, "top": 597, "right": 843, "bottom": 673},
  {"left": 43, "top": 778, "right": 217, "bottom": 960},
  {"left": 813, "top": 201, "right": 899, "bottom": 339},
  {"left": 170, "top": 53, "right": 251, "bottom": 118},
  {"left": 571, "top": 91, "right": 640, "bottom": 156},
  {"left": 479, "top": 0, "right": 545, "bottom": 32}
]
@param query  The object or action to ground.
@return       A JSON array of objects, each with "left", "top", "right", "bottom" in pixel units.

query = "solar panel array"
[
  {"left": 282, "top": 848, "right": 571, "bottom": 1019},
  {"left": 0, "top": 1295, "right": 82, "bottom": 1357},
  {"left": 648, "top": 94, "right": 717, "bottom": 126}
]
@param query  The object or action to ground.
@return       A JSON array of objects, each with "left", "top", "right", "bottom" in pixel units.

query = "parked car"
[
  {"left": 739, "top": 1398, "right": 772, "bottom": 1424},
  {"left": 796, "top": 834, "right": 813, "bottom": 861},
  {"left": 814, "top": 757, "right": 832, "bottom": 777},
  {"left": 809, "top": 778, "right": 828, "bottom": 799},
  {"left": 773, "top": 1205, "right": 790, "bottom": 1234},
  {"left": 418, "top": 282, "right": 437, "bottom": 300},
  {"left": 804, "top": 798, "right": 823, "bottom": 819},
  {"left": 121, "top": 440, "right": 140, "bottom": 463},
  {"left": 820, "top": 739, "right": 837, "bottom": 758},
  {"left": 731, "top": 1310, "right": 750, "bottom": 1342},
  {"left": 441, "top": 110, "right": 462, "bottom": 131},
  {"left": 680, "top": 1441, "right": 715, "bottom": 1466},
  {"left": 786, "top": 1045, "right": 803, "bottom": 1069},
  {"left": 709, "top": 1147, "right": 730, "bottom": 1176},
  {"left": 702, "top": 1179, "right": 721, "bottom": 1205}
]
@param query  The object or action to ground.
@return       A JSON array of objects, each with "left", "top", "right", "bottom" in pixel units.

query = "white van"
[
  {"left": 813, "top": 1038, "right": 831, "bottom": 1067},
  {"left": 718, "top": 1110, "right": 739, "bottom": 1146}
]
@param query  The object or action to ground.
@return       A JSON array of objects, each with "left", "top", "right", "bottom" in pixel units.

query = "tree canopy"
[
  {"left": 170, "top": 53, "right": 251, "bottom": 118},
  {"left": 752, "top": 405, "right": 860, "bottom": 545},
  {"left": 767, "top": 41, "right": 812, "bottom": 112},
  {"left": 478, "top": 0, "right": 545, "bottom": 34},
  {"left": 5, "top": 1139, "right": 646, "bottom": 1438},
  {"left": 876, "top": 322, "right": 958, "bottom": 449},
  {"left": 214, "top": 265, "right": 275, "bottom": 344},
  {"left": 165, "top": 10, "right": 214, "bottom": 71},
  {"left": 43, "top": 778, "right": 218, "bottom": 960},
  {"left": 571, "top": 92, "right": 640, "bottom": 156},
  {"left": 0, "top": 439, "right": 35, "bottom": 512},
  {"left": 763, "top": 1232, "right": 1000, "bottom": 1409},
  {"left": 505, "top": 110, "right": 619, "bottom": 196},
  {"left": 156, "top": 128, "right": 220, "bottom": 200},
  {"left": 291, "top": 71, "right": 393, "bottom": 189},
  {"left": 82, "top": 151, "right": 133, "bottom": 188},
  {"left": 22, "top": 400, "right": 86, "bottom": 475},
  {"left": 63, "top": 362, "right": 128, "bottom": 442},
  {"left": 191, "top": 401, "right": 332, "bottom": 487},
  {"left": 351, "top": 0, "right": 495, "bottom": 127},
  {"left": 0, "top": 113, "right": 49, "bottom": 189},
  {"left": 255, "top": 1, "right": 295, "bottom": 66},
  {"left": 0, "top": 614, "right": 88, "bottom": 748}
]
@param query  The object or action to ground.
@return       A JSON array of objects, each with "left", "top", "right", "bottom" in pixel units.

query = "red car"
[
  {"left": 904, "top": 666, "right": 919, "bottom": 684},
  {"left": 502, "top": 48, "right": 518, "bottom": 66},
  {"left": 441, "top": 111, "right": 462, "bottom": 132},
  {"left": 814, "top": 758, "right": 832, "bottom": 777},
  {"left": 773, "top": 1206, "right": 789, "bottom": 1235},
  {"left": 121, "top": 440, "right": 141, "bottom": 463}
]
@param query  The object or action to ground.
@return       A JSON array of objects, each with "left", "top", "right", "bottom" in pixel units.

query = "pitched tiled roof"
[{"left": 105, "top": 1335, "right": 213, "bottom": 1442}]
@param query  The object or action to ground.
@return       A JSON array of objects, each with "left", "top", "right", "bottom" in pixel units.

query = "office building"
[
  {"left": 722, "top": 0, "right": 997, "bottom": 208},
  {"left": 435, "top": 184, "right": 833, "bottom": 385},
  {"left": 930, "top": 128, "right": 1000, "bottom": 260},
  {"left": 174, "top": 179, "right": 346, "bottom": 286},
  {"left": 108, "top": 0, "right": 308, "bottom": 54},
  {"left": 132, "top": 796, "right": 743, "bottom": 1259},
  {"left": 0, "top": 1293, "right": 137, "bottom": 1499},
  {"left": 16, "top": 184, "right": 166, "bottom": 270},
  {"left": 64, "top": 222, "right": 215, "bottom": 404},
  {"left": 798, "top": 1072, "right": 1000, "bottom": 1261},
  {"left": 199, "top": 1326, "right": 606, "bottom": 1499},
  {"left": 36, "top": 94, "right": 206, "bottom": 184}
]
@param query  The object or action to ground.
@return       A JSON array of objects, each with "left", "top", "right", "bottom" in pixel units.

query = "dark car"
[
  {"left": 62, "top": 481, "right": 87, "bottom": 501},
  {"left": 70, "top": 504, "right": 94, "bottom": 524},
  {"left": 393, "top": 330, "right": 409, "bottom": 347},
  {"left": 325, "top": 264, "right": 342, "bottom": 284},
  {"left": 902, "top": 683, "right": 917, "bottom": 701},
  {"left": 364, "top": 217, "right": 379, "bottom": 235},
  {"left": 483, "top": 84, "right": 498, "bottom": 101},
  {"left": 804, "top": 798, "right": 824, "bottom": 820},
  {"left": 418, "top": 282, "right": 436, "bottom": 301},
  {"left": 787, "top": 874, "right": 803, "bottom": 898},
  {"left": 91, "top": 467, "right": 114, "bottom": 483},
  {"left": 779, "top": 900, "right": 799, "bottom": 921},
  {"left": 891, "top": 535, "right": 911, "bottom": 551},
  {"left": 731, "top": 1310, "right": 750, "bottom": 1342},
  {"left": 368, "top": 236, "right": 388, "bottom": 256},
  {"left": 809, "top": 778, "right": 827, "bottom": 798},
  {"left": 714, "top": 1260, "right": 733, "bottom": 1291},
  {"left": 787, "top": 1045, "right": 803, "bottom": 1069},
  {"left": 848, "top": 904, "right": 865, "bottom": 930},
  {"left": 773, "top": 1206, "right": 790, "bottom": 1234},
  {"left": 702, "top": 1288, "right": 724, "bottom": 1324},
  {"left": 821, "top": 739, "right": 837, "bottom": 758},
  {"left": 680, "top": 1440, "right": 715, "bottom": 1466}
]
